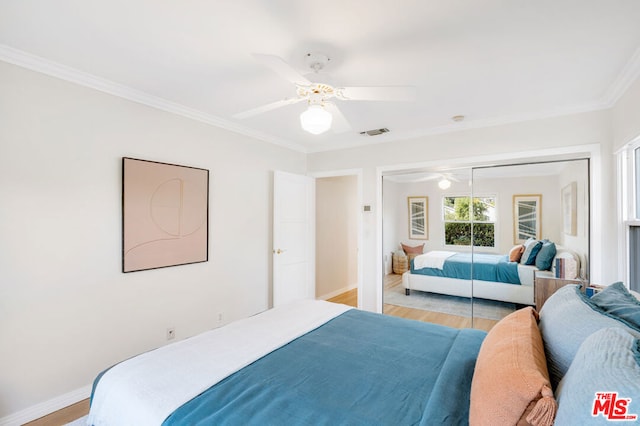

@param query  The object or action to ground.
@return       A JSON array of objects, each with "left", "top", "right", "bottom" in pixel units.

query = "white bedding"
[
  {"left": 88, "top": 300, "right": 351, "bottom": 426},
  {"left": 402, "top": 271, "right": 535, "bottom": 305},
  {"left": 413, "top": 251, "right": 457, "bottom": 270}
]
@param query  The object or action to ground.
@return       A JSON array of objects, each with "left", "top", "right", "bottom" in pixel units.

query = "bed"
[
  {"left": 403, "top": 251, "right": 537, "bottom": 305},
  {"left": 88, "top": 300, "right": 485, "bottom": 425},
  {"left": 402, "top": 246, "right": 581, "bottom": 306},
  {"left": 88, "top": 283, "right": 640, "bottom": 426}
]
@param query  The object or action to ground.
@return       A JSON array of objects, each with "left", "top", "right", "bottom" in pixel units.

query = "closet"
[{"left": 382, "top": 158, "right": 590, "bottom": 330}]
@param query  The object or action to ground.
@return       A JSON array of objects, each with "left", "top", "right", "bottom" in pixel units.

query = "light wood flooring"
[
  {"left": 330, "top": 274, "right": 498, "bottom": 332},
  {"left": 30, "top": 274, "right": 495, "bottom": 425},
  {"left": 24, "top": 399, "right": 89, "bottom": 426}
]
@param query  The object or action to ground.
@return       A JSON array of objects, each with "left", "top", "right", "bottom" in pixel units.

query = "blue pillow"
[
  {"left": 520, "top": 238, "right": 542, "bottom": 265},
  {"left": 590, "top": 282, "right": 640, "bottom": 330},
  {"left": 555, "top": 328, "right": 640, "bottom": 425},
  {"left": 534, "top": 240, "right": 556, "bottom": 271},
  {"left": 538, "top": 285, "right": 640, "bottom": 389}
]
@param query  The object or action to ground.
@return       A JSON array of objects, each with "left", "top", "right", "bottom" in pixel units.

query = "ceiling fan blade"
[
  {"left": 252, "top": 53, "right": 312, "bottom": 86},
  {"left": 338, "top": 86, "right": 416, "bottom": 101},
  {"left": 233, "top": 97, "right": 304, "bottom": 120},
  {"left": 384, "top": 173, "right": 439, "bottom": 183},
  {"left": 324, "top": 103, "right": 351, "bottom": 133},
  {"left": 419, "top": 175, "right": 441, "bottom": 182}
]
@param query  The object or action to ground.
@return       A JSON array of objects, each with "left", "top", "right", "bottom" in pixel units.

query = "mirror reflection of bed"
[{"left": 382, "top": 159, "right": 590, "bottom": 331}]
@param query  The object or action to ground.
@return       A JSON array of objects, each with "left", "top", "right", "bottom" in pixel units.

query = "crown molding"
[
  {"left": 307, "top": 100, "right": 609, "bottom": 153},
  {"left": 3, "top": 43, "right": 638, "bottom": 155},
  {"left": 0, "top": 44, "right": 308, "bottom": 153},
  {"left": 600, "top": 46, "right": 640, "bottom": 107}
]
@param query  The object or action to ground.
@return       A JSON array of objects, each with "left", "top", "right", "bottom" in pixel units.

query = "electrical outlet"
[
  {"left": 217, "top": 312, "right": 224, "bottom": 326},
  {"left": 166, "top": 327, "right": 175, "bottom": 340}
]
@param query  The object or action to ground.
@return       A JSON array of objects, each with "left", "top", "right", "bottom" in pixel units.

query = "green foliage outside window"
[
  {"left": 443, "top": 196, "right": 495, "bottom": 247},
  {"left": 444, "top": 223, "right": 495, "bottom": 247}
]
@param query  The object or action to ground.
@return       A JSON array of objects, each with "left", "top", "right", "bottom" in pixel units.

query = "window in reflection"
[{"left": 382, "top": 159, "right": 590, "bottom": 332}]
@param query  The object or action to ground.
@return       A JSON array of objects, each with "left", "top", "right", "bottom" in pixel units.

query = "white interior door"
[{"left": 273, "top": 171, "right": 315, "bottom": 307}]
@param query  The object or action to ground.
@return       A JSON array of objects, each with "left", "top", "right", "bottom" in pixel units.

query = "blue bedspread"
[
  {"left": 163, "top": 309, "right": 486, "bottom": 425},
  {"left": 411, "top": 253, "right": 521, "bottom": 284}
]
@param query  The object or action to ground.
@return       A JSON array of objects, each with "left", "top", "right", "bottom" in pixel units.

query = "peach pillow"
[
  {"left": 401, "top": 243, "right": 424, "bottom": 255},
  {"left": 470, "top": 307, "right": 557, "bottom": 426},
  {"left": 509, "top": 244, "right": 525, "bottom": 262}
]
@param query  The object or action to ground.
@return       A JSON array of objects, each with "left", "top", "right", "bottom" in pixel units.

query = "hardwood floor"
[
  {"left": 327, "top": 287, "right": 358, "bottom": 307},
  {"left": 36, "top": 277, "right": 495, "bottom": 424},
  {"left": 24, "top": 399, "right": 89, "bottom": 426},
  {"left": 382, "top": 303, "right": 498, "bottom": 331},
  {"left": 329, "top": 274, "right": 499, "bottom": 332},
  {"left": 384, "top": 274, "right": 498, "bottom": 331}
]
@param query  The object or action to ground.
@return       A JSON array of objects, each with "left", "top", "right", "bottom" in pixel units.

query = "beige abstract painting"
[{"left": 123, "top": 157, "right": 209, "bottom": 272}]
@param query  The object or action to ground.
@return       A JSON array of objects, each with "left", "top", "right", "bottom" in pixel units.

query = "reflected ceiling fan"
[
  {"left": 233, "top": 52, "right": 416, "bottom": 135},
  {"left": 387, "top": 172, "right": 462, "bottom": 189}
]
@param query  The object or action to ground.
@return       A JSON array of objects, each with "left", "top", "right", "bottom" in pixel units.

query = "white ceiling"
[
  {"left": 384, "top": 160, "right": 573, "bottom": 183},
  {"left": 2, "top": 1, "right": 640, "bottom": 153}
]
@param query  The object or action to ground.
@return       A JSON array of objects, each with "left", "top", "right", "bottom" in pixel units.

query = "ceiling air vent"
[{"left": 360, "top": 128, "right": 390, "bottom": 137}]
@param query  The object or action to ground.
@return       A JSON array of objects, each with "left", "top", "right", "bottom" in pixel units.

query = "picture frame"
[
  {"left": 408, "top": 196, "right": 428, "bottom": 240},
  {"left": 513, "top": 194, "right": 542, "bottom": 244},
  {"left": 562, "top": 181, "right": 577, "bottom": 236},
  {"left": 122, "top": 157, "right": 209, "bottom": 273}
]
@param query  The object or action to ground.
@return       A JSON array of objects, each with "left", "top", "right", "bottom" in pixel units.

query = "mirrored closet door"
[
  {"left": 471, "top": 160, "right": 590, "bottom": 319},
  {"left": 382, "top": 158, "right": 590, "bottom": 332},
  {"left": 382, "top": 168, "right": 475, "bottom": 328}
]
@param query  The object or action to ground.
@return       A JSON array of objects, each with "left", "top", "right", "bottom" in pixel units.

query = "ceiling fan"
[
  {"left": 386, "top": 172, "right": 463, "bottom": 189},
  {"left": 233, "top": 52, "right": 416, "bottom": 135}
]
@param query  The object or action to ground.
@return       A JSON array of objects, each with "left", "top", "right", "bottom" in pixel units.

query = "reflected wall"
[{"left": 382, "top": 159, "right": 590, "bottom": 330}]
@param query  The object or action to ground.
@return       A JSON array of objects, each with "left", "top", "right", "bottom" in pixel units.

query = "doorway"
[{"left": 315, "top": 174, "right": 361, "bottom": 308}]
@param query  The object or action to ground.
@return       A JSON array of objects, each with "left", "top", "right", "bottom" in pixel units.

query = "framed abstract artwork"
[
  {"left": 122, "top": 157, "right": 209, "bottom": 272},
  {"left": 513, "top": 194, "right": 541, "bottom": 244},
  {"left": 408, "top": 196, "right": 428, "bottom": 240}
]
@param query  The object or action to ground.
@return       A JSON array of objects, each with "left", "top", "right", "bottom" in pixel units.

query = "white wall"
[
  {"left": 384, "top": 174, "right": 564, "bottom": 256},
  {"left": 611, "top": 71, "right": 640, "bottom": 286},
  {"left": 382, "top": 179, "right": 400, "bottom": 274},
  {"left": 382, "top": 180, "right": 440, "bottom": 267},
  {"left": 315, "top": 176, "right": 358, "bottom": 299},
  {"left": 3, "top": 54, "right": 637, "bottom": 421},
  {"left": 474, "top": 175, "right": 562, "bottom": 252},
  {"left": 557, "top": 160, "right": 590, "bottom": 277},
  {"left": 0, "top": 61, "right": 306, "bottom": 419},
  {"left": 612, "top": 75, "right": 640, "bottom": 151},
  {"left": 308, "top": 111, "right": 615, "bottom": 312}
]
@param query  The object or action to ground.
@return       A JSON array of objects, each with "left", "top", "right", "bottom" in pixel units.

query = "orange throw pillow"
[
  {"left": 401, "top": 243, "right": 424, "bottom": 255},
  {"left": 509, "top": 244, "right": 525, "bottom": 262},
  {"left": 470, "top": 307, "right": 557, "bottom": 426}
]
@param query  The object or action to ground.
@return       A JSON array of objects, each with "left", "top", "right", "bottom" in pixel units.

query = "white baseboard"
[
  {"left": 0, "top": 385, "right": 92, "bottom": 426},
  {"left": 317, "top": 283, "right": 358, "bottom": 301}
]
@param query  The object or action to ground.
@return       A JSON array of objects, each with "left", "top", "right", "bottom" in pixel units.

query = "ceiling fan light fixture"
[
  {"left": 300, "top": 104, "right": 332, "bottom": 135},
  {"left": 438, "top": 178, "right": 451, "bottom": 190}
]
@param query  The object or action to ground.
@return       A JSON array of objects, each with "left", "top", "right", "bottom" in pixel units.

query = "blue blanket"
[
  {"left": 411, "top": 253, "right": 521, "bottom": 284},
  {"left": 163, "top": 310, "right": 486, "bottom": 425}
]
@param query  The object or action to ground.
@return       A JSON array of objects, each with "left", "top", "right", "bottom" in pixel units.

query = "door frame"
[{"left": 309, "top": 169, "right": 364, "bottom": 308}]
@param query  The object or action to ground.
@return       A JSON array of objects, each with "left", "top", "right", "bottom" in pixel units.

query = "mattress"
[
  {"left": 411, "top": 252, "right": 521, "bottom": 284},
  {"left": 89, "top": 301, "right": 486, "bottom": 425}
]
